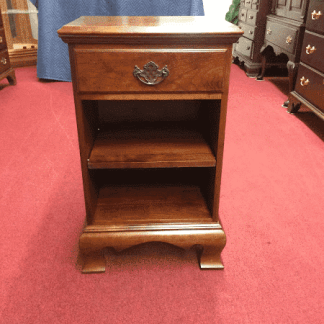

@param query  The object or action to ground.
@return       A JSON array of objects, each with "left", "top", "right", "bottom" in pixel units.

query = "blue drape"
[{"left": 30, "top": 0, "right": 205, "bottom": 81}]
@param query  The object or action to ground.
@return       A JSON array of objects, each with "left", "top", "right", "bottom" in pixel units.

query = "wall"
[{"left": 203, "top": 0, "right": 232, "bottom": 20}]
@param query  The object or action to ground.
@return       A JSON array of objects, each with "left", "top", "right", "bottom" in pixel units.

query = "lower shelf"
[{"left": 92, "top": 184, "right": 212, "bottom": 226}]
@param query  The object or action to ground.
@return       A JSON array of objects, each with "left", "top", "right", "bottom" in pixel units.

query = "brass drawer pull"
[
  {"left": 267, "top": 28, "right": 272, "bottom": 35},
  {"left": 286, "top": 35, "right": 293, "bottom": 44},
  {"left": 311, "top": 10, "right": 322, "bottom": 20},
  {"left": 0, "top": 36, "right": 3, "bottom": 43},
  {"left": 133, "top": 61, "right": 169, "bottom": 86},
  {"left": 1, "top": 57, "right": 7, "bottom": 65},
  {"left": 306, "top": 45, "right": 316, "bottom": 54},
  {"left": 300, "top": 76, "right": 310, "bottom": 87}
]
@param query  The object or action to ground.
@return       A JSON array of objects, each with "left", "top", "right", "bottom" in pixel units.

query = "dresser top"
[{"left": 58, "top": 16, "right": 242, "bottom": 44}]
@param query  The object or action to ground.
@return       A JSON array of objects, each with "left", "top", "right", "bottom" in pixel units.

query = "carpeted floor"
[{"left": 1, "top": 65, "right": 323, "bottom": 323}]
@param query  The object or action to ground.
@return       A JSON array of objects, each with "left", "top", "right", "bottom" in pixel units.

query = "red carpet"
[{"left": 1, "top": 65, "right": 323, "bottom": 323}]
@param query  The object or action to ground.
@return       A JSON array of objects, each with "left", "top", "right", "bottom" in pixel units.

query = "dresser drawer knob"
[
  {"left": 286, "top": 36, "right": 293, "bottom": 44},
  {"left": 311, "top": 10, "right": 322, "bottom": 20},
  {"left": 0, "top": 36, "right": 3, "bottom": 43},
  {"left": 249, "top": 30, "right": 253, "bottom": 34},
  {"left": 133, "top": 61, "right": 169, "bottom": 86},
  {"left": 249, "top": 15, "right": 254, "bottom": 19},
  {"left": 267, "top": 28, "right": 272, "bottom": 35},
  {"left": 306, "top": 45, "right": 316, "bottom": 54},
  {"left": 300, "top": 76, "right": 310, "bottom": 87},
  {"left": 1, "top": 57, "right": 7, "bottom": 65}
]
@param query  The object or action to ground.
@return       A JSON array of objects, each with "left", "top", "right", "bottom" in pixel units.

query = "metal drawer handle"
[
  {"left": 286, "top": 35, "right": 293, "bottom": 44},
  {"left": 267, "top": 28, "right": 272, "bottom": 35},
  {"left": 133, "top": 61, "right": 169, "bottom": 86},
  {"left": 306, "top": 45, "right": 316, "bottom": 54},
  {"left": 300, "top": 76, "right": 310, "bottom": 87},
  {"left": 311, "top": 10, "right": 322, "bottom": 20},
  {"left": 249, "top": 15, "right": 254, "bottom": 19},
  {"left": 246, "top": 1, "right": 251, "bottom": 4},
  {"left": 249, "top": 30, "right": 253, "bottom": 34},
  {"left": 0, "top": 36, "right": 3, "bottom": 43},
  {"left": 1, "top": 57, "right": 7, "bottom": 65}
]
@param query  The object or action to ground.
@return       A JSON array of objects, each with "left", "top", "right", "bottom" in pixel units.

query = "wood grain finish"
[
  {"left": 75, "top": 48, "right": 226, "bottom": 93},
  {"left": 0, "top": 9, "right": 16, "bottom": 85},
  {"left": 58, "top": 16, "right": 242, "bottom": 272},
  {"left": 88, "top": 124, "right": 216, "bottom": 169}
]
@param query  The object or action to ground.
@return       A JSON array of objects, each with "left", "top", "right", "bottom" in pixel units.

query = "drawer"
[
  {"left": 306, "top": 0, "right": 324, "bottom": 35},
  {"left": 265, "top": 20, "right": 297, "bottom": 54},
  {"left": 235, "top": 37, "right": 253, "bottom": 58},
  {"left": 251, "top": 0, "right": 259, "bottom": 10},
  {"left": 246, "top": 9, "right": 258, "bottom": 26},
  {"left": 0, "top": 28, "right": 7, "bottom": 50},
  {"left": 295, "top": 64, "right": 324, "bottom": 113},
  {"left": 0, "top": 49, "right": 10, "bottom": 74},
  {"left": 75, "top": 48, "right": 227, "bottom": 93},
  {"left": 238, "top": 22, "right": 256, "bottom": 41},
  {"left": 300, "top": 31, "right": 324, "bottom": 73},
  {"left": 245, "top": 0, "right": 252, "bottom": 9},
  {"left": 239, "top": 8, "right": 247, "bottom": 22}
]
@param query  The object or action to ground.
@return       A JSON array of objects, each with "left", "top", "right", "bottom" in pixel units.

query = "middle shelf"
[{"left": 88, "top": 123, "right": 216, "bottom": 169}]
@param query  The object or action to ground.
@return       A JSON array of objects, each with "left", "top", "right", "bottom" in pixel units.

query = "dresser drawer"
[
  {"left": 0, "top": 49, "right": 10, "bottom": 74},
  {"left": 306, "top": 0, "right": 324, "bottom": 35},
  {"left": 246, "top": 9, "right": 258, "bottom": 26},
  {"left": 0, "top": 28, "right": 7, "bottom": 50},
  {"left": 75, "top": 48, "right": 227, "bottom": 93},
  {"left": 238, "top": 22, "right": 256, "bottom": 40},
  {"left": 295, "top": 64, "right": 324, "bottom": 113},
  {"left": 239, "top": 8, "right": 247, "bottom": 22},
  {"left": 300, "top": 31, "right": 324, "bottom": 73},
  {"left": 265, "top": 20, "right": 297, "bottom": 54},
  {"left": 251, "top": 0, "right": 259, "bottom": 10},
  {"left": 235, "top": 37, "right": 253, "bottom": 58}
]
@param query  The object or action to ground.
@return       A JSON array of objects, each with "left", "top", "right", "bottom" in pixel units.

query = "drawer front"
[
  {"left": 300, "top": 31, "right": 324, "bottom": 73},
  {"left": 306, "top": 0, "right": 324, "bottom": 35},
  {"left": 251, "top": 0, "right": 260, "bottom": 10},
  {"left": 75, "top": 49, "right": 227, "bottom": 93},
  {"left": 295, "top": 64, "right": 324, "bottom": 112},
  {"left": 238, "top": 22, "right": 256, "bottom": 40},
  {"left": 245, "top": 0, "right": 252, "bottom": 9},
  {"left": 265, "top": 20, "right": 297, "bottom": 54},
  {"left": 235, "top": 37, "right": 253, "bottom": 58},
  {"left": 0, "top": 49, "right": 10, "bottom": 74},
  {"left": 246, "top": 9, "right": 258, "bottom": 26},
  {"left": 240, "top": 8, "right": 247, "bottom": 22},
  {"left": 0, "top": 28, "right": 7, "bottom": 50}
]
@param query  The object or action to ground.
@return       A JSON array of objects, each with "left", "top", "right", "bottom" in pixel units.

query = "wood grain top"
[{"left": 58, "top": 16, "right": 243, "bottom": 45}]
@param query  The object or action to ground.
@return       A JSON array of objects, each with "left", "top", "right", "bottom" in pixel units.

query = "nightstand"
[{"left": 58, "top": 16, "right": 242, "bottom": 273}]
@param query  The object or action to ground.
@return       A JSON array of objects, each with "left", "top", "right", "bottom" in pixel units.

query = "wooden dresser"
[
  {"left": 0, "top": 8, "right": 16, "bottom": 85},
  {"left": 288, "top": 0, "right": 324, "bottom": 120},
  {"left": 233, "top": 0, "right": 271, "bottom": 77},
  {"left": 259, "top": 0, "right": 310, "bottom": 106},
  {"left": 58, "top": 16, "right": 242, "bottom": 273}
]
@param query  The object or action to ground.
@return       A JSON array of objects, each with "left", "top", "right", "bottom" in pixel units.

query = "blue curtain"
[{"left": 30, "top": 0, "right": 205, "bottom": 81}]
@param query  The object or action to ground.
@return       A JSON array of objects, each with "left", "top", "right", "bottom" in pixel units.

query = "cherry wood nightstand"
[{"left": 58, "top": 16, "right": 242, "bottom": 273}]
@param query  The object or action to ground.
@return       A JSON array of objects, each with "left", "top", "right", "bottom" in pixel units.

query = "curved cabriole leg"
[
  {"left": 199, "top": 246, "right": 224, "bottom": 269},
  {"left": 284, "top": 61, "right": 299, "bottom": 108},
  {"left": 256, "top": 54, "right": 266, "bottom": 81},
  {"left": 6, "top": 70, "right": 17, "bottom": 85}
]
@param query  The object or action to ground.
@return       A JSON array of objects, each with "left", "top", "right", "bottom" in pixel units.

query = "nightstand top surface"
[{"left": 58, "top": 16, "right": 242, "bottom": 38}]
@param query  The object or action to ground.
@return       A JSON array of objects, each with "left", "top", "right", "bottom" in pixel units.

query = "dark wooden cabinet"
[
  {"left": 58, "top": 16, "right": 242, "bottom": 273},
  {"left": 0, "top": 9, "right": 16, "bottom": 85},
  {"left": 288, "top": 0, "right": 324, "bottom": 120},
  {"left": 259, "top": 0, "right": 310, "bottom": 106},
  {"left": 233, "top": 0, "right": 272, "bottom": 77}
]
